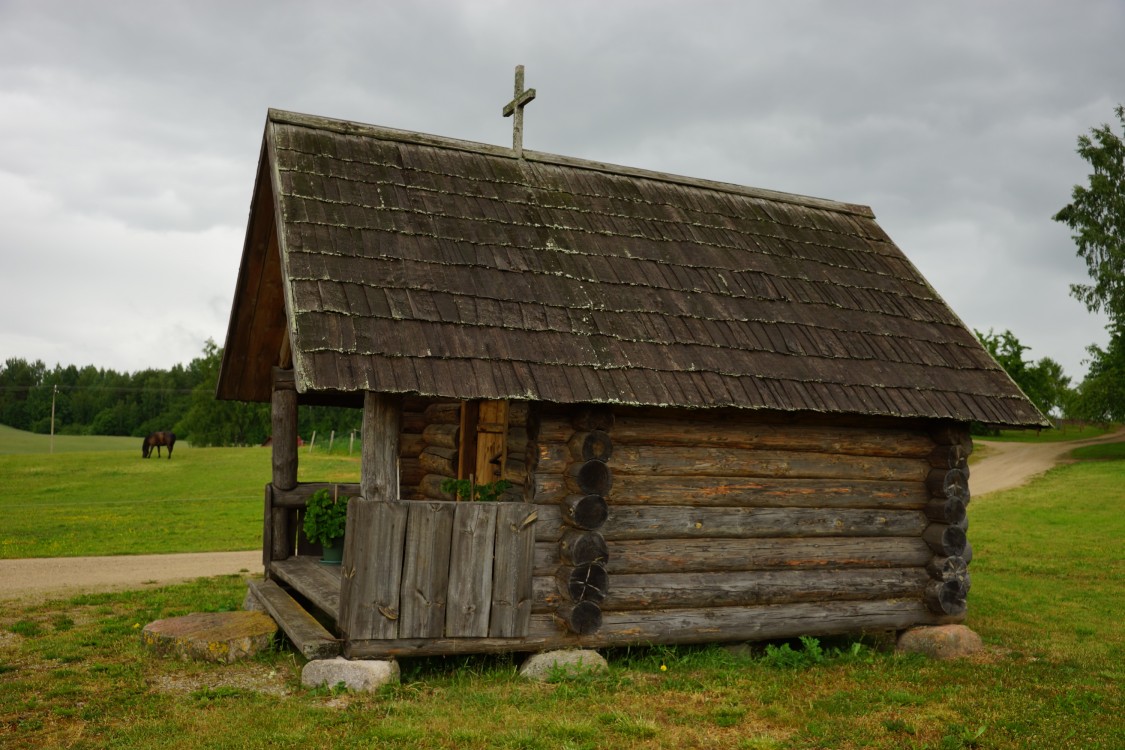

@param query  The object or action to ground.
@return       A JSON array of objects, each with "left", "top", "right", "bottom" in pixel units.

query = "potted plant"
[{"left": 303, "top": 487, "right": 349, "bottom": 565}]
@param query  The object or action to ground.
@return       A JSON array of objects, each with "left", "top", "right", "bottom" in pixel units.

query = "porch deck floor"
[{"left": 270, "top": 556, "right": 342, "bottom": 621}]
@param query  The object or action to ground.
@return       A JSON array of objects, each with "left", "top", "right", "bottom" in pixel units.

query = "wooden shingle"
[{"left": 217, "top": 109, "right": 1047, "bottom": 427}]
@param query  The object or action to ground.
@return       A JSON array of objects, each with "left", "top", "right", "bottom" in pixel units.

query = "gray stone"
[
  {"left": 518, "top": 649, "right": 608, "bottom": 681},
  {"left": 301, "top": 657, "right": 400, "bottom": 692},
  {"left": 896, "top": 625, "right": 984, "bottom": 660}
]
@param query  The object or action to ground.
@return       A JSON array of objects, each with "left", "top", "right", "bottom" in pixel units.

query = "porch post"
[
  {"left": 339, "top": 390, "right": 405, "bottom": 641},
  {"left": 360, "top": 390, "right": 401, "bottom": 502},
  {"left": 267, "top": 367, "right": 298, "bottom": 565}
]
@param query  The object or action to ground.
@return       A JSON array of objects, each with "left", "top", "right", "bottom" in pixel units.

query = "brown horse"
[{"left": 142, "top": 431, "right": 176, "bottom": 459}]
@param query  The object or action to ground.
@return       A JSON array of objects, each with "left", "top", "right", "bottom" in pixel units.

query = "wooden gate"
[{"left": 338, "top": 500, "right": 537, "bottom": 641}]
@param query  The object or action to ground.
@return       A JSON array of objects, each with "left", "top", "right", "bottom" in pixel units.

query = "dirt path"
[
  {"left": 2, "top": 428, "right": 1121, "bottom": 603},
  {"left": 970, "top": 426, "right": 1125, "bottom": 497},
  {"left": 0, "top": 550, "right": 261, "bottom": 603}
]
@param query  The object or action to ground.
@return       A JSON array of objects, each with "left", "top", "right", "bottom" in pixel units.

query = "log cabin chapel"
[{"left": 217, "top": 68, "right": 1046, "bottom": 661}]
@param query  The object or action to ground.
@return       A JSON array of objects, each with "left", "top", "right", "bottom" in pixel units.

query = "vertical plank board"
[
  {"left": 489, "top": 503, "right": 536, "bottom": 637},
  {"left": 475, "top": 400, "right": 510, "bottom": 484},
  {"left": 337, "top": 500, "right": 409, "bottom": 641},
  {"left": 445, "top": 503, "right": 497, "bottom": 637},
  {"left": 399, "top": 502, "right": 456, "bottom": 638}
]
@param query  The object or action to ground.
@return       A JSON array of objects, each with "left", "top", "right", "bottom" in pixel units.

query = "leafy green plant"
[
  {"left": 302, "top": 487, "right": 348, "bottom": 546},
  {"left": 439, "top": 477, "right": 512, "bottom": 502}
]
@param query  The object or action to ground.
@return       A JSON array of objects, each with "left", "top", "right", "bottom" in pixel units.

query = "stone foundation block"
[
  {"left": 896, "top": 624, "right": 984, "bottom": 660},
  {"left": 519, "top": 649, "right": 608, "bottom": 681},
  {"left": 301, "top": 657, "right": 400, "bottom": 692}
]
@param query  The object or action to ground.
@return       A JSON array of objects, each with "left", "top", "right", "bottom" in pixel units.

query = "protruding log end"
[
  {"left": 555, "top": 601, "right": 603, "bottom": 635},
  {"left": 926, "top": 555, "right": 968, "bottom": 582},
  {"left": 569, "top": 430, "right": 614, "bottom": 463},
  {"left": 926, "top": 468, "right": 970, "bottom": 503},
  {"left": 924, "top": 497, "right": 968, "bottom": 525},
  {"left": 569, "top": 459, "right": 613, "bottom": 495},
  {"left": 924, "top": 579, "right": 968, "bottom": 616},
  {"left": 556, "top": 563, "right": 609, "bottom": 603},
  {"left": 559, "top": 529, "right": 609, "bottom": 566},
  {"left": 927, "top": 443, "right": 970, "bottom": 469},
  {"left": 922, "top": 524, "right": 967, "bottom": 557},
  {"left": 562, "top": 494, "right": 609, "bottom": 530}
]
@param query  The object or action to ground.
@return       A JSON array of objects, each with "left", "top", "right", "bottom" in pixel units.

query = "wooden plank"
[
  {"left": 489, "top": 503, "right": 537, "bottom": 637},
  {"left": 399, "top": 502, "right": 456, "bottom": 638},
  {"left": 345, "top": 598, "right": 946, "bottom": 659},
  {"left": 337, "top": 500, "right": 409, "bottom": 640},
  {"left": 248, "top": 579, "right": 340, "bottom": 660},
  {"left": 534, "top": 536, "right": 933, "bottom": 576},
  {"left": 531, "top": 473, "right": 928, "bottom": 509},
  {"left": 532, "top": 567, "right": 930, "bottom": 612},
  {"left": 270, "top": 556, "right": 343, "bottom": 619},
  {"left": 533, "top": 505, "right": 929, "bottom": 541},
  {"left": 445, "top": 503, "right": 497, "bottom": 637}
]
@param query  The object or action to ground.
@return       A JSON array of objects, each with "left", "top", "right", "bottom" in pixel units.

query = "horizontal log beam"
[
  {"left": 423, "top": 402, "right": 461, "bottom": 425},
  {"left": 533, "top": 567, "right": 930, "bottom": 612},
  {"left": 422, "top": 423, "right": 460, "bottom": 449},
  {"left": 611, "top": 416, "right": 935, "bottom": 458},
  {"left": 535, "top": 536, "right": 933, "bottom": 576},
  {"left": 532, "top": 473, "right": 929, "bottom": 508},
  {"left": 271, "top": 482, "right": 362, "bottom": 508},
  {"left": 533, "top": 504, "right": 928, "bottom": 541},
  {"left": 597, "top": 446, "right": 929, "bottom": 482},
  {"left": 344, "top": 598, "right": 947, "bottom": 658}
]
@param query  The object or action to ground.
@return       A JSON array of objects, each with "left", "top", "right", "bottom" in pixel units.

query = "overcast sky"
[{"left": 1, "top": 1, "right": 1121, "bottom": 383}]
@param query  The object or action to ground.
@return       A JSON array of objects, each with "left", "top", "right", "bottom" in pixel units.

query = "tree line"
[{"left": 0, "top": 340, "right": 360, "bottom": 446}]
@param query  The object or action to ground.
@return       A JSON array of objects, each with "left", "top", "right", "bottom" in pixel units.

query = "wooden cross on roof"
[{"left": 502, "top": 65, "right": 536, "bottom": 157}]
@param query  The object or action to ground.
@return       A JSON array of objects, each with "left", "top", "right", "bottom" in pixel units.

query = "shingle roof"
[{"left": 217, "top": 109, "right": 1047, "bottom": 427}]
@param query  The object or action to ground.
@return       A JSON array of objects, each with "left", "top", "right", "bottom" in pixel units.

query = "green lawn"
[
  {"left": 0, "top": 435, "right": 1121, "bottom": 748},
  {"left": 0, "top": 424, "right": 139, "bottom": 454},
  {"left": 980, "top": 422, "right": 1118, "bottom": 443},
  {"left": 0, "top": 433, "right": 360, "bottom": 559}
]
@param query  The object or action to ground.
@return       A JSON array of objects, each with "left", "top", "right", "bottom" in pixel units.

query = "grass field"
[
  {"left": 0, "top": 424, "right": 139, "bottom": 454},
  {"left": 981, "top": 423, "right": 1115, "bottom": 443},
  {"left": 0, "top": 428, "right": 360, "bottom": 559},
  {"left": 0, "top": 429, "right": 1121, "bottom": 748}
]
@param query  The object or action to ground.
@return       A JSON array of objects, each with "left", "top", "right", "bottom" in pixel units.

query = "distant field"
[
  {"left": 982, "top": 422, "right": 1117, "bottom": 443},
  {"left": 1070, "top": 441, "right": 1125, "bottom": 460},
  {"left": 0, "top": 424, "right": 139, "bottom": 454},
  {"left": 0, "top": 436, "right": 361, "bottom": 559}
]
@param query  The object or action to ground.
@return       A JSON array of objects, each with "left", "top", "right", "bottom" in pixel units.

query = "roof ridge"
[{"left": 266, "top": 108, "right": 875, "bottom": 219}]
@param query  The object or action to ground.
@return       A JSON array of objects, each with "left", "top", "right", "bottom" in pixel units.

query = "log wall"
[
  {"left": 519, "top": 406, "right": 972, "bottom": 647},
  {"left": 270, "top": 396, "right": 972, "bottom": 657}
]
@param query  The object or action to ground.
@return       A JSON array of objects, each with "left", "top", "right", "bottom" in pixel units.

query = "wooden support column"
[
  {"left": 339, "top": 391, "right": 404, "bottom": 642},
  {"left": 267, "top": 368, "right": 297, "bottom": 565},
  {"left": 360, "top": 391, "right": 402, "bottom": 502},
  {"left": 271, "top": 367, "right": 298, "bottom": 491}
]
